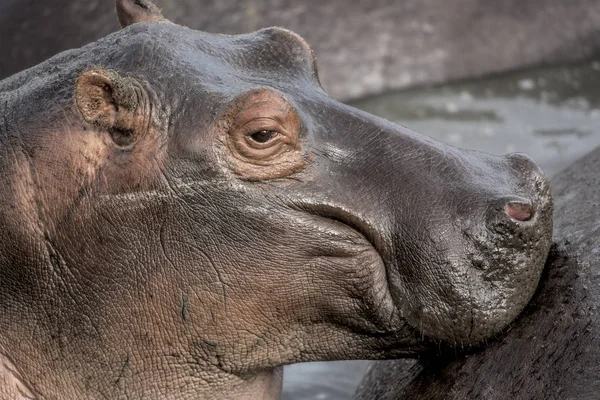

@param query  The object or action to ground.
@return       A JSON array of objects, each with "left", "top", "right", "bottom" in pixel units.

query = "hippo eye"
[
  {"left": 223, "top": 89, "right": 306, "bottom": 180},
  {"left": 250, "top": 130, "right": 278, "bottom": 143}
]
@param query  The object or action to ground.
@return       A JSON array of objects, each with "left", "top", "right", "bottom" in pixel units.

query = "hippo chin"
[{"left": 0, "top": 1, "right": 552, "bottom": 399}]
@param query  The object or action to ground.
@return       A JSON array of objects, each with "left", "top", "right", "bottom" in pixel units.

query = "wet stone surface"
[{"left": 282, "top": 60, "right": 600, "bottom": 400}]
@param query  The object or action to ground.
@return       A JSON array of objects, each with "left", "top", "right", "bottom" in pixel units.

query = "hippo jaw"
[{"left": 292, "top": 140, "right": 553, "bottom": 350}]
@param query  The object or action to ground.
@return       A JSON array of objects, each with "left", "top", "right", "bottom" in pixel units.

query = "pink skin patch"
[{"left": 504, "top": 202, "right": 534, "bottom": 221}]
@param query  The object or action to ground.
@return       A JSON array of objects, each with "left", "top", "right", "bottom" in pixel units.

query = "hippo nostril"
[
  {"left": 504, "top": 200, "right": 534, "bottom": 222},
  {"left": 487, "top": 195, "right": 536, "bottom": 227}
]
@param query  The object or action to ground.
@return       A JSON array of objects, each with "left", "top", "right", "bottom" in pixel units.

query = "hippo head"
[{"left": 0, "top": 0, "right": 552, "bottom": 397}]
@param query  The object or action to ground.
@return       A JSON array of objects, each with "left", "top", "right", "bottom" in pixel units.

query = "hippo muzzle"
[
  {"left": 386, "top": 151, "right": 553, "bottom": 345},
  {"left": 290, "top": 103, "right": 553, "bottom": 348}
]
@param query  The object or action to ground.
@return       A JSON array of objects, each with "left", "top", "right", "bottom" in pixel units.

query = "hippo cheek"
[{"left": 386, "top": 170, "right": 553, "bottom": 346}]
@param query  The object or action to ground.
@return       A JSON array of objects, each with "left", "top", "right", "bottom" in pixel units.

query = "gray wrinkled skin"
[
  {"left": 0, "top": 2, "right": 552, "bottom": 399},
  {"left": 356, "top": 146, "right": 600, "bottom": 400},
  {"left": 2, "top": 0, "right": 600, "bottom": 100}
]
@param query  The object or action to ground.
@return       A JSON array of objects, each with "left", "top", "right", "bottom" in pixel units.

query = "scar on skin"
[
  {"left": 180, "top": 293, "right": 189, "bottom": 322},
  {"left": 114, "top": 355, "right": 130, "bottom": 387}
]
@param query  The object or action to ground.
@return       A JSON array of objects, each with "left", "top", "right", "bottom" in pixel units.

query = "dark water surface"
[{"left": 282, "top": 60, "right": 600, "bottom": 400}]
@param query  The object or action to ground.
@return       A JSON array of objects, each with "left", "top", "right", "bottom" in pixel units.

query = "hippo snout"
[{"left": 383, "top": 149, "right": 553, "bottom": 346}]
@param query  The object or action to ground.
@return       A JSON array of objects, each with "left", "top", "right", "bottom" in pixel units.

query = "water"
[
  {"left": 282, "top": 60, "right": 600, "bottom": 400},
  {"left": 352, "top": 60, "right": 600, "bottom": 177}
]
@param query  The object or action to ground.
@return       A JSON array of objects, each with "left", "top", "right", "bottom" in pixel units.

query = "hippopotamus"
[
  {"left": 3, "top": 0, "right": 600, "bottom": 100},
  {"left": 0, "top": 1, "right": 553, "bottom": 398},
  {"left": 355, "top": 146, "right": 600, "bottom": 399}
]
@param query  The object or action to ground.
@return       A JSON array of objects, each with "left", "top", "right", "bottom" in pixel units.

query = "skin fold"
[{"left": 0, "top": 1, "right": 552, "bottom": 398}]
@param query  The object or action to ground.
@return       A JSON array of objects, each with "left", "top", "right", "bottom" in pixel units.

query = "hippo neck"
[
  {"left": 0, "top": 327, "right": 284, "bottom": 399},
  {"left": 220, "top": 368, "right": 284, "bottom": 400}
]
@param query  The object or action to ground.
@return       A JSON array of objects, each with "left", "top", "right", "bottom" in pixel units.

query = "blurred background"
[{"left": 3, "top": 0, "right": 599, "bottom": 398}]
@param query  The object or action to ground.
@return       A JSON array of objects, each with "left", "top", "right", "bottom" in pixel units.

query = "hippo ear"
[
  {"left": 75, "top": 68, "right": 146, "bottom": 147},
  {"left": 115, "top": 0, "right": 166, "bottom": 28}
]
